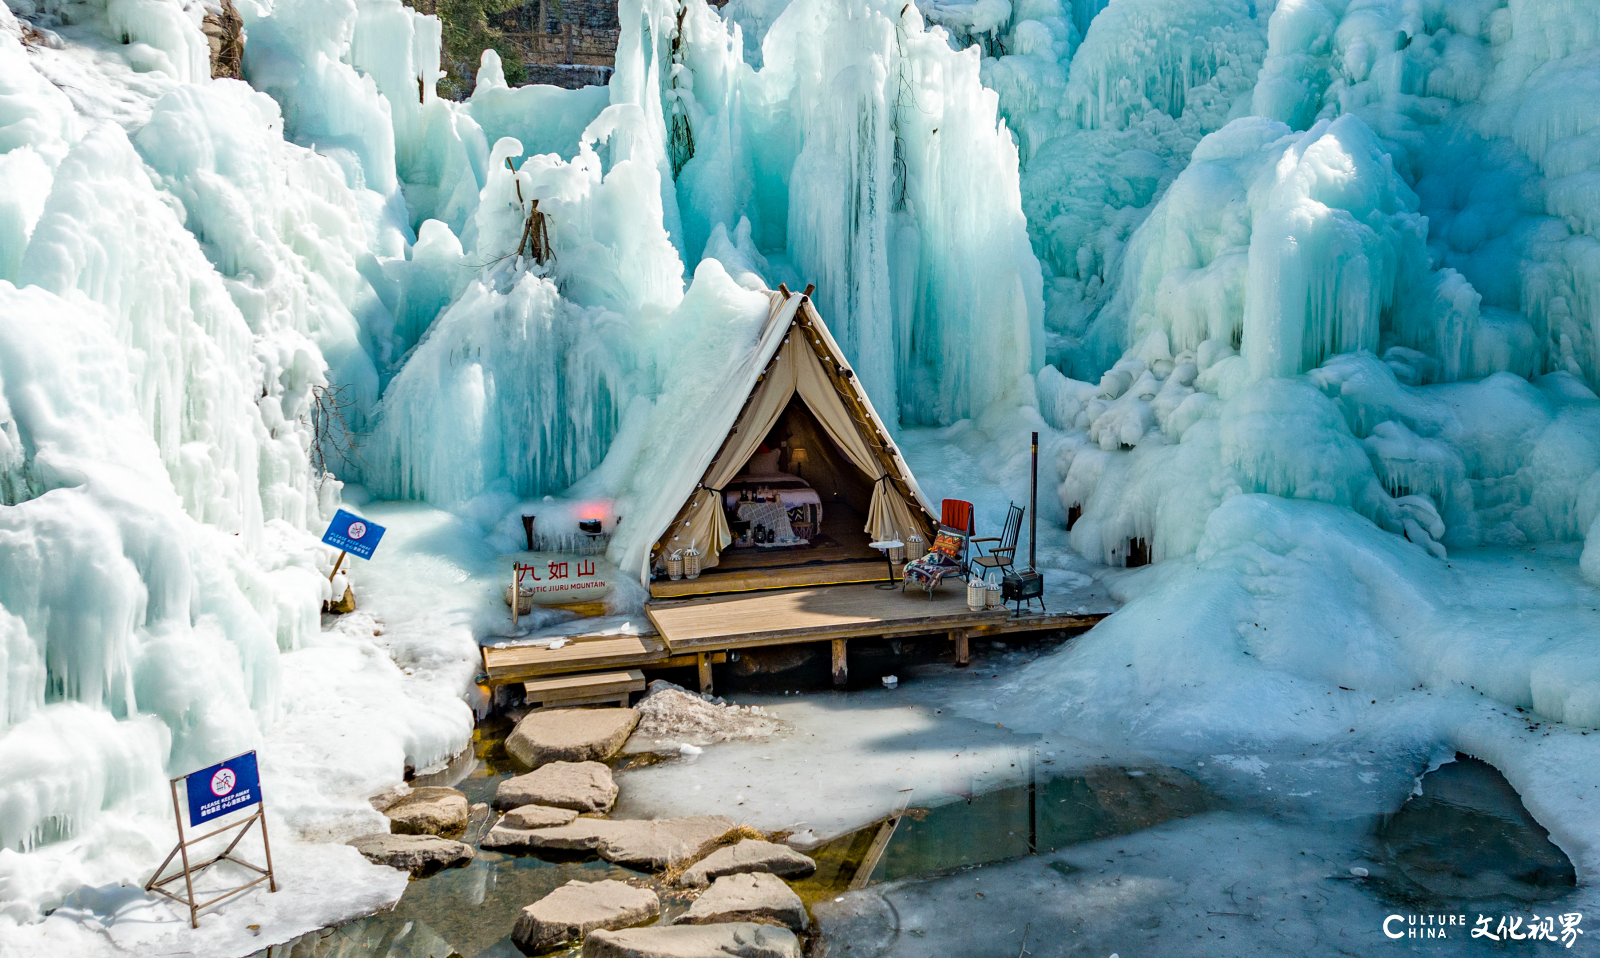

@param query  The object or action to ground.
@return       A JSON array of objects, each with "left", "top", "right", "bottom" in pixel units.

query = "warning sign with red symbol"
[
  {"left": 185, "top": 752, "right": 261, "bottom": 826},
  {"left": 321, "top": 509, "right": 386, "bottom": 560}
]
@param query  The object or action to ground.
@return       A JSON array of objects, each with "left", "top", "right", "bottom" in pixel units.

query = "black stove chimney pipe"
[{"left": 1029, "top": 431, "right": 1038, "bottom": 571}]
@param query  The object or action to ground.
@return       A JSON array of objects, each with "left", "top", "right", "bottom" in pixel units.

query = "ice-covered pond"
[{"left": 254, "top": 640, "right": 1585, "bottom": 958}]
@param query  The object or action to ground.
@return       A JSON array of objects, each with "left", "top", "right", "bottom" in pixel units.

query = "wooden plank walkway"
[
  {"left": 482, "top": 634, "right": 666, "bottom": 685},
  {"left": 481, "top": 633, "right": 730, "bottom": 687},
  {"left": 523, "top": 669, "right": 647, "bottom": 709},
  {"left": 647, "top": 583, "right": 1104, "bottom": 652}
]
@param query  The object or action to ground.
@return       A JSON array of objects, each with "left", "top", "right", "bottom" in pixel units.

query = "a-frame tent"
[{"left": 645, "top": 288, "right": 937, "bottom": 580}]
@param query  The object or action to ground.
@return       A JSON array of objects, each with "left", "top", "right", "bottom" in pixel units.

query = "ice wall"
[
  {"left": 364, "top": 104, "right": 687, "bottom": 504},
  {"left": 1039, "top": 0, "right": 1600, "bottom": 662},
  {"left": 362, "top": 0, "right": 1051, "bottom": 511},
  {"left": 0, "top": 0, "right": 468, "bottom": 922},
  {"left": 659, "top": 0, "right": 1046, "bottom": 424},
  {"left": 1016, "top": 0, "right": 1268, "bottom": 376}
]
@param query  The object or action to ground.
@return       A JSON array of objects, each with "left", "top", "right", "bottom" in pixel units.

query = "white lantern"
[
  {"left": 905, "top": 533, "right": 926, "bottom": 562},
  {"left": 967, "top": 579, "right": 987, "bottom": 611}
]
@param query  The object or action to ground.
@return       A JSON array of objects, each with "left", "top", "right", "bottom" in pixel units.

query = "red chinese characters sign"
[{"left": 504, "top": 552, "right": 615, "bottom": 606}]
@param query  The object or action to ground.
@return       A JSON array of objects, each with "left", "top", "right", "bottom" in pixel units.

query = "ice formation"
[
  {"left": 0, "top": 0, "right": 1042, "bottom": 936},
  {"left": 5, "top": 0, "right": 1600, "bottom": 947}
]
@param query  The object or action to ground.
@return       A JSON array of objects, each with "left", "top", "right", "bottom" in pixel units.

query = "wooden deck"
[
  {"left": 483, "top": 582, "right": 1106, "bottom": 693},
  {"left": 646, "top": 583, "right": 1103, "bottom": 651},
  {"left": 481, "top": 633, "right": 729, "bottom": 687}
]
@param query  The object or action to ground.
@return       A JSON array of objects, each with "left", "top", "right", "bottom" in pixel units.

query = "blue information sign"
[
  {"left": 185, "top": 751, "right": 262, "bottom": 827},
  {"left": 322, "top": 509, "right": 386, "bottom": 560}
]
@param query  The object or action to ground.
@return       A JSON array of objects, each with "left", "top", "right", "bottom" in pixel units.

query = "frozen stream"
[
  {"left": 248, "top": 500, "right": 1596, "bottom": 957},
  {"left": 249, "top": 636, "right": 1587, "bottom": 958}
]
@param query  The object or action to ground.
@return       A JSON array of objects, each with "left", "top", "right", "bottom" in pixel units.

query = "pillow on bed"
[{"left": 747, "top": 449, "right": 783, "bottom": 475}]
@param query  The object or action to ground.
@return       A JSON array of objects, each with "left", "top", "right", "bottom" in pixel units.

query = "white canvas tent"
[{"left": 640, "top": 288, "right": 937, "bottom": 582}]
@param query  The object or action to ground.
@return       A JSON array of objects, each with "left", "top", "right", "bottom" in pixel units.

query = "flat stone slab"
[
  {"left": 384, "top": 786, "right": 470, "bottom": 837},
  {"left": 675, "top": 873, "right": 808, "bottom": 932},
  {"left": 480, "top": 816, "right": 740, "bottom": 870},
  {"left": 583, "top": 923, "right": 801, "bottom": 958},
  {"left": 507, "top": 708, "right": 640, "bottom": 769},
  {"left": 496, "top": 761, "right": 618, "bottom": 813},
  {"left": 482, "top": 818, "right": 626, "bottom": 852},
  {"left": 596, "top": 816, "right": 740, "bottom": 870},
  {"left": 502, "top": 803, "right": 580, "bottom": 829},
  {"left": 347, "top": 833, "right": 473, "bottom": 877},
  {"left": 513, "top": 879, "right": 660, "bottom": 952},
  {"left": 679, "top": 839, "right": 816, "bottom": 887}
]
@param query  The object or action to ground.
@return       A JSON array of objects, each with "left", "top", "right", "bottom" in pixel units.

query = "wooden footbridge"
[{"left": 481, "top": 582, "right": 1105, "bottom": 702}]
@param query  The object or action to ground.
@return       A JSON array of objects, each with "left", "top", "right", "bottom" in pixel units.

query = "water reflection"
[
  {"left": 867, "top": 750, "right": 1577, "bottom": 919},
  {"left": 257, "top": 734, "right": 1578, "bottom": 958},
  {"left": 873, "top": 762, "right": 1220, "bottom": 881},
  {"left": 258, "top": 853, "right": 629, "bottom": 958},
  {"left": 1369, "top": 754, "right": 1576, "bottom": 907}
]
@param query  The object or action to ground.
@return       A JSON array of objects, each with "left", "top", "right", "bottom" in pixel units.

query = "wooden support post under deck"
[
  {"left": 952, "top": 629, "right": 970, "bottom": 667},
  {"left": 831, "top": 638, "right": 848, "bottom": 687},
  {"left": 697, "top": 652, "right": 713, "bottom": 695}
]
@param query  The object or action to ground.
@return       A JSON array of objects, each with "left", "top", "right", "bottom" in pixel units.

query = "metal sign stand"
[{"left": 145, "top": 770, "right": 277, "bottom": 927}]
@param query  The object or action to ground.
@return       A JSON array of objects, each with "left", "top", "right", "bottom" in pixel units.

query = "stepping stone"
[
  {"left": 507, "top": 707, "right": 641, "bottom": 769},
  {"left": 582, "top": 923, "right": 801, "bottom": 958},
  {"left": 384, "top": 786, "right": 470, "bottom": 837},
  {"left": 502, "top": 803, "right": 580, "bottom": 829},
  {"left": 482, "top": 818, "right": 627, "bottom": 852},
  {"left": 346, "top": 833, "right": 473, "bottom": 877},
  {"left": 512, "top": 879, "right": 660, "bottom": 952},
  {"left": 496, "top": 760, "right": 618, "bottom": 813},
  {"left": 679, "top": 839, "right": 816, "bottom": 887},
  {"left": 480, "top": 816, "right": 740, "bottom": 870},
  {"left": 674, "top": 873, "right": 808, "bottom": 932},
  {"left": 595, "top": 816, "right": 740, "bottom": 870}
]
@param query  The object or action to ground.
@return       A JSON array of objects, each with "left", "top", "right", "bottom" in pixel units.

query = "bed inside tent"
[{"left": 648, "top": 290, "right": 937, "bottom": 599}]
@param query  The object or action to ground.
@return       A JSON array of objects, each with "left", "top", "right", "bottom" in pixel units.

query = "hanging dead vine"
[
  {"left": 466, "top": 155, "right": 554, "bottom": 269},
  {"left": 516, "top": 197, "right": 553, "bottom": 263},
  {"left": 891, "top": 4, "right": 922, "bottom": 211},
  {"left": 306, "top": 384, "right": 362, "bottom": 482},
  {"left": 666, "top": 5, "right": 695, "bottom": 178}
]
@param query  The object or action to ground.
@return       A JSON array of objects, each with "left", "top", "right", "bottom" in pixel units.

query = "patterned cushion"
[{"left": 930, "top": 532, "right": 963, "bottom": 557}]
